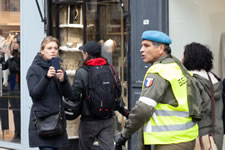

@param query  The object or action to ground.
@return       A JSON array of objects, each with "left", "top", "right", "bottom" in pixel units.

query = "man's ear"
[
  {"left": 82, "top": 51, "right": 89, "bottom": 59},
  {"left": 84, "top": 52, "right": 88, "bottom": 56},
  {"left": 159, "top": 44, "right": 165, "bottom": 55}
]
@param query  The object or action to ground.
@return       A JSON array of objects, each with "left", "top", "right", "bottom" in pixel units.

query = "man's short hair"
[{"left": 79, "top": 41, "right": 101, "bottom": 57}]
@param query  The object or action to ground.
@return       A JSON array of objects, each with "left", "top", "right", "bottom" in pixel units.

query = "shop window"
[
  {"left": 51, "top": 0, "right": 128, "bottom": 146},
  {"left": 85, "top": 0, "right": 128, "bottom": 134},
  {"left": 0, "top": 0, "right": 20, "bottom": 144}
]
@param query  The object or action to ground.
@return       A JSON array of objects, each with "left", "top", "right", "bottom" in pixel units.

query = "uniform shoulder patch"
[{"left": 144, "top": 78, "right": 154, "bottom": 87}]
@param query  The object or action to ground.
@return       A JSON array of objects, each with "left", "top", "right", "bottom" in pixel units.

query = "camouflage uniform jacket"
[{"left": 121, "top": 55, "right": 201, "bottom": 150}]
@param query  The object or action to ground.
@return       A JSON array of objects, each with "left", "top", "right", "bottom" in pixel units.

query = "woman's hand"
[
  {"left": 56, "top": 69, "right": 64, "bottom": 82},
  {"left": 47, "top": 66, "right": 56, "bottom": 78}
]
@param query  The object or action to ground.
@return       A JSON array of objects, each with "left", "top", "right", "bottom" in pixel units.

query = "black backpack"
[{"left": 83, "top": 64, "right": 120, "bottom": 119}]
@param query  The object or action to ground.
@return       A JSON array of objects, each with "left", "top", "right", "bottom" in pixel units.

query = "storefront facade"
[
  {"left": 0, "top": 0, "right": 45, "bottom": 149},
  {"left": 0, "top": 0, "right": 21, "bottom": 148},
  {"left": 0, "top": 0, "right": 224, "bottom": 149}
]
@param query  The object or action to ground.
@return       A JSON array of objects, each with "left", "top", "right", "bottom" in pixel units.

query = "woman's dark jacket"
[
  {"left": 70, "top": 58, "right": 128, "bottom": 121},
  {"left": 2, "top": 55, "right": 20, "bottom": 74},
  {"left": 26, "top": 53, "right": 72, "bottom": 148}
]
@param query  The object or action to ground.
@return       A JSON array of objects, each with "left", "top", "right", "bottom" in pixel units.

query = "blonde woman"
[{"left": 26, "top": 36, "right": 72, "bottom": 150}]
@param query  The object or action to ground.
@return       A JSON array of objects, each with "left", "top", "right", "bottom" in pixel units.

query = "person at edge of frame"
[
  {"left": 182, "top": 42, "right": 224, "bottom": 150},
  {"left": 115, "top": 30, "right": 202, "bottom": 150}
]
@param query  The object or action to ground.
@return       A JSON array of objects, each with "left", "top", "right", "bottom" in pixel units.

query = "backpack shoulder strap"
[
  {"left": 80, "top": 65, "right": 90, "bottom": 98},
  {"left": 107, "top": 64, "right": 122, "bottom": 98},
  {"left": 207, "top": 72, "right": 215, "bottom": 136},
  {"left": 108, "top": 64, "right": 119, "bottom": 84}
]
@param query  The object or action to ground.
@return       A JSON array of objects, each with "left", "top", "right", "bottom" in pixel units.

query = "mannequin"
[{"left": 102, "top": 39, "right": 117, "bottom": 65}]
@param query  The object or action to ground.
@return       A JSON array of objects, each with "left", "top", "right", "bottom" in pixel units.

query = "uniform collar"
[{"left": 153, "top": 54, "right": 171, "bottom": 65}]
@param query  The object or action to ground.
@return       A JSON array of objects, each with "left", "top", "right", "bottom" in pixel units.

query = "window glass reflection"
[
  {"left": 0, "top": 0, "right": 20, "bottom": 143},
  {"left": 86, "top": 0, "right": 128, "bottom": 134},
  {"left": 51, "top": 0, "right": 128, "bottom": 146}
]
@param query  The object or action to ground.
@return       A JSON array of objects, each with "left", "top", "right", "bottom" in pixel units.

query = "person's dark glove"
[
  {"left": 118, "top": 107, "right": 129, "bottom": 118},
  {"left": 115, "top": 133, "right": 127, "bottom": 150},
  {"left": 115, "top": 145, "right": 123, "bottom": 150},
  {"left": 115, "top": 98, "right": 129, "bottom": 118}
]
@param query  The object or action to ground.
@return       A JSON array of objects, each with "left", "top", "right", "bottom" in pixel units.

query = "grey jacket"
[{"left": 192, "top": 71, "right": 224, "bottom": 150}]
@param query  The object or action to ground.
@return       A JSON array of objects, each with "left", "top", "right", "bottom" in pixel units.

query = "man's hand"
[{"left": 115, "top": 133, "right": 127, "bottom": 150}]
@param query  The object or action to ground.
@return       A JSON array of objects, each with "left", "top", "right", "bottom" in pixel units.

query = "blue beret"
[{"left": 141, "top": 30, "right": 172, "bottom": 44}]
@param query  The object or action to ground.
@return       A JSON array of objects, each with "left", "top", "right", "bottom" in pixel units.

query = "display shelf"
[
  {"left": 65, "top": 69, "right": 76, "bottom": 76},
  {"left": 60, "top": 46, "right": 81, "bottom": 52},
  {"left": 107, "top": 32, "right": 127, "bottom": 35},
  {"left": 53, "top": 2, "right": 84, "bottom": 141},
  {"left": 68, "top": 135, "right": 79, "bottom": 140},
  {"left": 59, "top": 24, "right": 83, "bottom": 28}
]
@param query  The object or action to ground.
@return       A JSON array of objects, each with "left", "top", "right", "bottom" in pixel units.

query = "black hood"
[{"left": 32, "top": 53, "right": 50, "bottom": 69}]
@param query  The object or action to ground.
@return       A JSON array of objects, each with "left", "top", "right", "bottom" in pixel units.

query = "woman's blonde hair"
[{"left": 40, "top": 36, "right": 59, "bottom": 51}]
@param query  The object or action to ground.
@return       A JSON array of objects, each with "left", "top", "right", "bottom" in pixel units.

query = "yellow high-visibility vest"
[{"left": 142, "top": 63, "right": 198, "bottom": 145}]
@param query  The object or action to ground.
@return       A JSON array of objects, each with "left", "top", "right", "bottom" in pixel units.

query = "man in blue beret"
[{"left": 115, "top": 30, "right": 200, "bottom": 150}]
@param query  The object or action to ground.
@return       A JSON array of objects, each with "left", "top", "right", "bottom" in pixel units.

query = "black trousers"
[
  {"left": 79, "top": 118, "right": 114, "bottom": 150},
  {"left": 0, "top": 97, "right": 9, "bottom": 130},
  {"left": 9, "top": 90, "right": 20, "bottom": 136}
]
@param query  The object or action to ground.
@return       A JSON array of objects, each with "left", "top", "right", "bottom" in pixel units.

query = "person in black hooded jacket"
[
  {"left": 26, "top": 36, "right": 72, "bottom": 150},
  {"left": 70, "top": 41, "right": 128, "bottom": 150}
]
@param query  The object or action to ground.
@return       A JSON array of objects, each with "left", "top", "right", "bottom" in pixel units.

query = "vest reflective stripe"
[
  {"left": 144, "top": 123, "right": 198, "bottom": 144},
  {"left": 139, "top": 96, "right": 157, "bottom": 107},
  {"left": 152, "top": 121, "right": 195, "bottom": 132},
  {"left": 143, "top": 63, "right": 198, "bottom": 144},
  {"left": 155, "top": 110, "right": 189, "bottom": 117}
]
